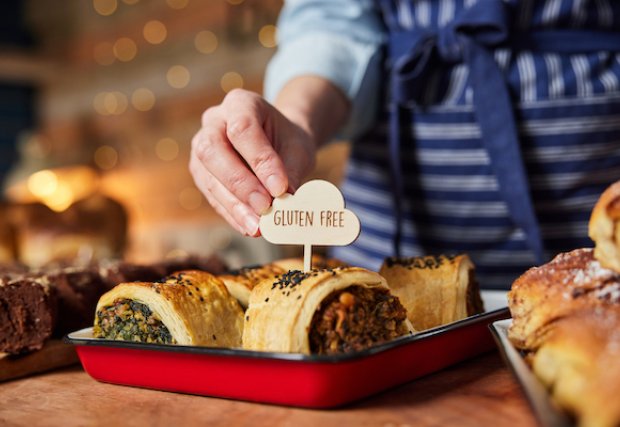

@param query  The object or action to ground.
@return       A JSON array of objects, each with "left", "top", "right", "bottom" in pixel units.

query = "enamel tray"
[
  {"left": 489, "top": 320, "right": 572, "bottom": 427},
  {"left": 66, "top": 291, "right": 509, "bottom": 408}
]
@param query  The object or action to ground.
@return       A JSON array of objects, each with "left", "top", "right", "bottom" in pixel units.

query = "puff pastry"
[
  {"left": 218, "top": 264, "right": 285, "bottom": 308},
  {"left": 242, "top": 267, "right": 413, "bottom": 355},
  {"left": 589, "top": 180, "right": 620, "bottom": 273},
  {"left": 94, "top": 270, "right": 244, "bottom": 347},
  {"left": 378, "top": 254, "right": 484, "bottom": 330},
  {"left": 508, "top": 248, "right": 620, "bottom": 351},
  {"left": 532, "top": 307, "right": 620, "bottom": 427}
]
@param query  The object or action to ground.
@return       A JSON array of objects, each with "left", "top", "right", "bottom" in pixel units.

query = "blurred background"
[{"left": 0, "top": 0, "right": 349, "bottom": 269}]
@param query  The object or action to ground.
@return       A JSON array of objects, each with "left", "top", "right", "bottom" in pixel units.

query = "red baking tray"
[{"left": 66, "top": 290, "right": 509, "bottom": 408}]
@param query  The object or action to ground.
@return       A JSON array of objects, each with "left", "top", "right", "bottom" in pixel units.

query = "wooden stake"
[{"left": 303, "top": 243, "right": 312, "bottom": 272}]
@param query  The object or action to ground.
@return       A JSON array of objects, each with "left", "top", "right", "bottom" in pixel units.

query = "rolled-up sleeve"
[{"left": 264, "top": 0, "right": 385, "bottom": 139}]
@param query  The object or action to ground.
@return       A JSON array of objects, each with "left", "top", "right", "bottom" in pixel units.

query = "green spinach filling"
[{"left": 94, "top": 299, "right": 175, "bottom": 344}]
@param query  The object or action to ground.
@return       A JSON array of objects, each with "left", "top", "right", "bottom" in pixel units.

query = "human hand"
[{"left": 190, "top": 89, "right": 316, "bottom": 237}]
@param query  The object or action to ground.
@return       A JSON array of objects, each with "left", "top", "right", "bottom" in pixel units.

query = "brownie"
[
  {"left": 98, "top": 260, "right": 166, "bottom": 289},
  {"left": 0, "top": 277, "right": 57, "bottom": 354}
]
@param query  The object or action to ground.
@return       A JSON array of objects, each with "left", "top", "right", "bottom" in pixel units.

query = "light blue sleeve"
[{"left": 264, "top": 0, "right": 386, "bottom": 139}]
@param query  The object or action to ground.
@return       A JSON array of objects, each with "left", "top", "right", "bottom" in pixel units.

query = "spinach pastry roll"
[
  {"left": 218, "top": 264, "right": 285, "bottom": 308},
  {"left": 94, "top": 270, "right": 243, "bottom": 347},
  {"left": 242, "top": 267, "right": 413, "bottom": 355}
]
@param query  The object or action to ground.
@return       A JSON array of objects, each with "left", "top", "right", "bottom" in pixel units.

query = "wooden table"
[{"left": 0, "top": 351, "right": 536, "bottom": 427}]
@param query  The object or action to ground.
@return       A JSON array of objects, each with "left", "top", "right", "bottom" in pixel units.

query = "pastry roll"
[
  {"left": 218, "top": 264, "right": 285, "bottom": 308},
  {"left": 242, "top": 267, "right": 413, "bottom": 355},
  {"left": 508, "top": 248, "right": 620, "bottom": 351},
  {"left": 589, "top": 180, "right": 620, "bottom": 273},
  {"left": 94, "top": 270, "right": 243, "bottom": 347},
  {"left": 378, "top": 254, "right": 484, "bottom": 331},
  {"left": 532, "top": 307, "right": 620, "bottom": 427},
  {"left": 272, "top": 255, "right": 348, "bottom": 272}
]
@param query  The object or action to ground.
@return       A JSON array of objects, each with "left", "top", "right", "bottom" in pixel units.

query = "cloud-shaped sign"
[{"left": 259, "top": 180, "right": 361, "bottom": 246}]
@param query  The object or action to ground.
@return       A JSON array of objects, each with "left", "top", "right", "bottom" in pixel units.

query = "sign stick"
[{"left": 303, "top": 243, "right": 312, "bottom": 272}]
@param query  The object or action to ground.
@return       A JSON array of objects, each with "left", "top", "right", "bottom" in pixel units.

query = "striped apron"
[{"left": 332, "top": 0, "right": 620, "bottom": 289}]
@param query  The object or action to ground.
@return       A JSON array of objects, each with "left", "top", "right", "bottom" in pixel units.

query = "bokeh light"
[
  {"left": 131, "top": 88, "right": 156, "bottom": 111},
  {"left": 113, "top": 37, "right": 137, "bottom": 62},
  {"left": 143, "top": 20, "right": 167, "bottom": 45},
  {"left": 93, "top": 92, "right": 109, "bottom": 115},
  {"left": 179, "top": 187, "right": 202, "bottom": 210},
  {"left": 93, "top": 0, "right": 117, "bottom": 16},
  {"left": 94, "top": 145, "right": 119, "bottom": 170},
  {"left": 93, "top": 42, "right": 115, "bottom": 65},
  {"left": 104, "top": 91, "right": 128, "bottom": 115},
  {"left": 258, "top": 25, "right": 277, "bottom": 48},
  {"left": 28, "top": 170, "right": 58, "bottom": 199},
  {"left": 194, "top": 30, "right": 218, "bottom": 54},
  {"left": 155, "top": 138, "right": 179, "bottom": 161},
  {"left": 167, "top": 65, "right": 191, "bottom": 89},
  {"left": 220, "top": 72, "right": 244, "bottom": 93},
  {"left": 166, "top": 0, "right": 189, "bottom": 9}
]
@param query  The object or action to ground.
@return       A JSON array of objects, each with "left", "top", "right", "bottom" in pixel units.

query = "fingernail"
[
  {"left": 266, "top": 174, "right": 287, "bottom": 197},
  {"left": 244, "top": 213, "right": 259, "bottom": 235},
  {"left": 248, "top": 191, "right": 271, "bottom": 215}
]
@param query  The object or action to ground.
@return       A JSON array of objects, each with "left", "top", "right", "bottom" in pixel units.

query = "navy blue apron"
[{"left": 333, "top": 0, "right": 620, "bottom": 289}]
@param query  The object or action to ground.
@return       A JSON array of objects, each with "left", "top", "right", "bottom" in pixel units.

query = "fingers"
[
  {"left": 189, "top": 156, "right": 260, "bottom": 236},
  {"left": 222, "top": 90, "right": 289, "bottom": 198}
]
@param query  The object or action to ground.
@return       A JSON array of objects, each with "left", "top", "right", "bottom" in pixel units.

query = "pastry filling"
[
  {"left": 309, "top": 286, "right": 408, "bottom": 355},
  {"left": 94, "top": 299, "right": 176, "bottom": 344}
]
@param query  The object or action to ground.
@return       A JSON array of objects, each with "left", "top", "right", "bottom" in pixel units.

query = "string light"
[
  {"left": 93, "top": 42, "right": 115, "bottom": 65},
  {"left": 167, "top": 65, "right": 191, "bottom": 89},
  {"left": 94, "top": 145, "right": 119, "bottom": 170},
  {"left": 258, "top": 25, "right": 277, "bottom": 48},
  {"left": 220, "top": 72, "right": 243, "bottom": 93},
  {"left": 113, "top": 37, "right": 137, "bottom": 62},
  {"left": 179, "top": 187, "right": 202, "bottom": 210},
  {"left": 166, "top": 0, "right": 189, "bottom": 9},
  {"left": 143, "top": 20, "right": 167, "bottom": 45},
  {"left": 155, "top": 138, "right": 179, "bottom": 161},
  {"left": 194, "top": 30, "right": 218, "bottom": 54},
  {"left": 131, "top": 88, "right": 156, "bottom": 111},
  {"left": 93, "top": 0, "right": 117, "bottom": 16}
]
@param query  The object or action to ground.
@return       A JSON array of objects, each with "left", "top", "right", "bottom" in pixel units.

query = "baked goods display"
[
  {"left": 507, "top": 180, "right": 620, "bottom": 427},
  {"left": 379, "top": 254, "right": 484, "bottom": 330},
  {"left": 218, "top": 263, "right": 286, "bottom": 308},
  {"left": 94, "top": 270, "right": 244, "bottom": 347},
  {"left": 242, "top": 267, "right": 413, "bottom": 355}
]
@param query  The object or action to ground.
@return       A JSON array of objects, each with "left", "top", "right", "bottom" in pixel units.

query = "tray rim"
[
  {"left": 66, "top": 294, "right": 509, "bottom": 364},
  {"left": 489, "top": 319, "right": 572, "bottom": 427}
]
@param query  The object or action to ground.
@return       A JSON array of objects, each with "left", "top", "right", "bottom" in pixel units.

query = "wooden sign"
[{"left": 259, "top": 180, "right": 361, "bottom": 271}]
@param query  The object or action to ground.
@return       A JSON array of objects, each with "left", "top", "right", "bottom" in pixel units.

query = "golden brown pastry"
[
  {"left": 532, "top": 307, "right": 620, "bottom": 427},
  {"left": 272, "top": 255, "right": 348, "bottom": 272},
  {"left": 378, "top": 254, "right": 484, "bottom": 331},
  {"left": 94, "top": 270, "right": 244, "bottom": 347},
  {"left": 218, "top": 264, "right": 285, "bottom": 308},
  {"left": 589, "top": 180, "right": 620, "bottom": 273},
  {"left": 242, "top": 267, "right": 413, "bottom": 355},
  {"left": 508, "top": 248, "right": 620, "bottom": 351}
]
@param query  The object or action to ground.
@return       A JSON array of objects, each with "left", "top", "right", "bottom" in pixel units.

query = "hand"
[{"left": 190, "top": 89, "right": 317, "bottom": 236}]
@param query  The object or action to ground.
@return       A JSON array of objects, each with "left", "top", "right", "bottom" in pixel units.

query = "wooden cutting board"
[{"left": 0, "top": 340, "right": 79, "bottom": 382}]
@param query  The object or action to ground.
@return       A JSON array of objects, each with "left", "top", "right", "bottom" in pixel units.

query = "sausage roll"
[
  {"left": 94, "top": 270, "right": 243, "bottom": 347},
  {"left": 508, "top": 248, "right": 620, "bottom": 351},
  {"left": 218, "top": 264, "right": 285, "bottom": 308},
  {"left": 378, "top": 254, "right": 484, "bottom": 331},
  {"left": 242, "top": 267, "right": 413, "bottom": 355},
  {"left": 589, "top": 180, "right": 620, "bottom": 273}
]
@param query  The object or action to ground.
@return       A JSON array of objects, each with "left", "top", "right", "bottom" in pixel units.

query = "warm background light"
[
  {"left": 113, "top": 37, "right": 137, "bottom": 62},
  {"left": 93, "top": 42, "right": 115, "bottom": 65},
  {"left": 258, "top": 25, "right": 277, "bottom": 48},
  {"left": 194, "top": 30, "right": 218, "bottom": 54},
  {"left": 143, "top": 20, "right": 167, "bottom": 45},
  {"left": 220, "top": 71, "right": 244, "bottom": 93},
  {"left": 94, "top": 146, "right": 119, "bottom": 170},
  {"left": 131, "top": 88, "right": 156, "bottom": 111},
  {"left": 28, "top": 170, "right": 58, "bottom": 199},
  {"left": 155, "top": 138, "right": 179, "bottom": 161},
  {"left": 226, "top": 0, "right": 244, "bottom": 5},
  {"left": 93, "top": 0, "right": 117, "bottom": 16},
  {"left": 166, "top": 0, "right": 189, "bottom": 10},
  {"left": 179, "top": 187, "right": 202, "bottom": 210},
  {"left": 122, "top": 0, "right": 139, "bottom": 4},
  {"left": 167, "top": 65, "right": 191, "bottom": 88}
]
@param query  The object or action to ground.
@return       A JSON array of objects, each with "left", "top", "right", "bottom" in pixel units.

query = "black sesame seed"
[
  {"left": 245, "top": 315, "right": 249, "bottom": 321},
  {"left": 212, "top": 334, "right": 217, "bottom": 340},
  {"left": 265, "top": 298, "right": 269, "bottom": 302}
]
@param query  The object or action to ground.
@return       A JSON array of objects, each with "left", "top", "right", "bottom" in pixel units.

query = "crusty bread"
[
  {"left": 508, "top": 248, "right": 620, "bottom": 351},
  {"left": 589, "top": 180, "right": 620, "bottom": 273}
]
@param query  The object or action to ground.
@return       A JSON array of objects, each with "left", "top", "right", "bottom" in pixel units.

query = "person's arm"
[{"left": 190, "top": 0, "right": 384, "bottom": 236}]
